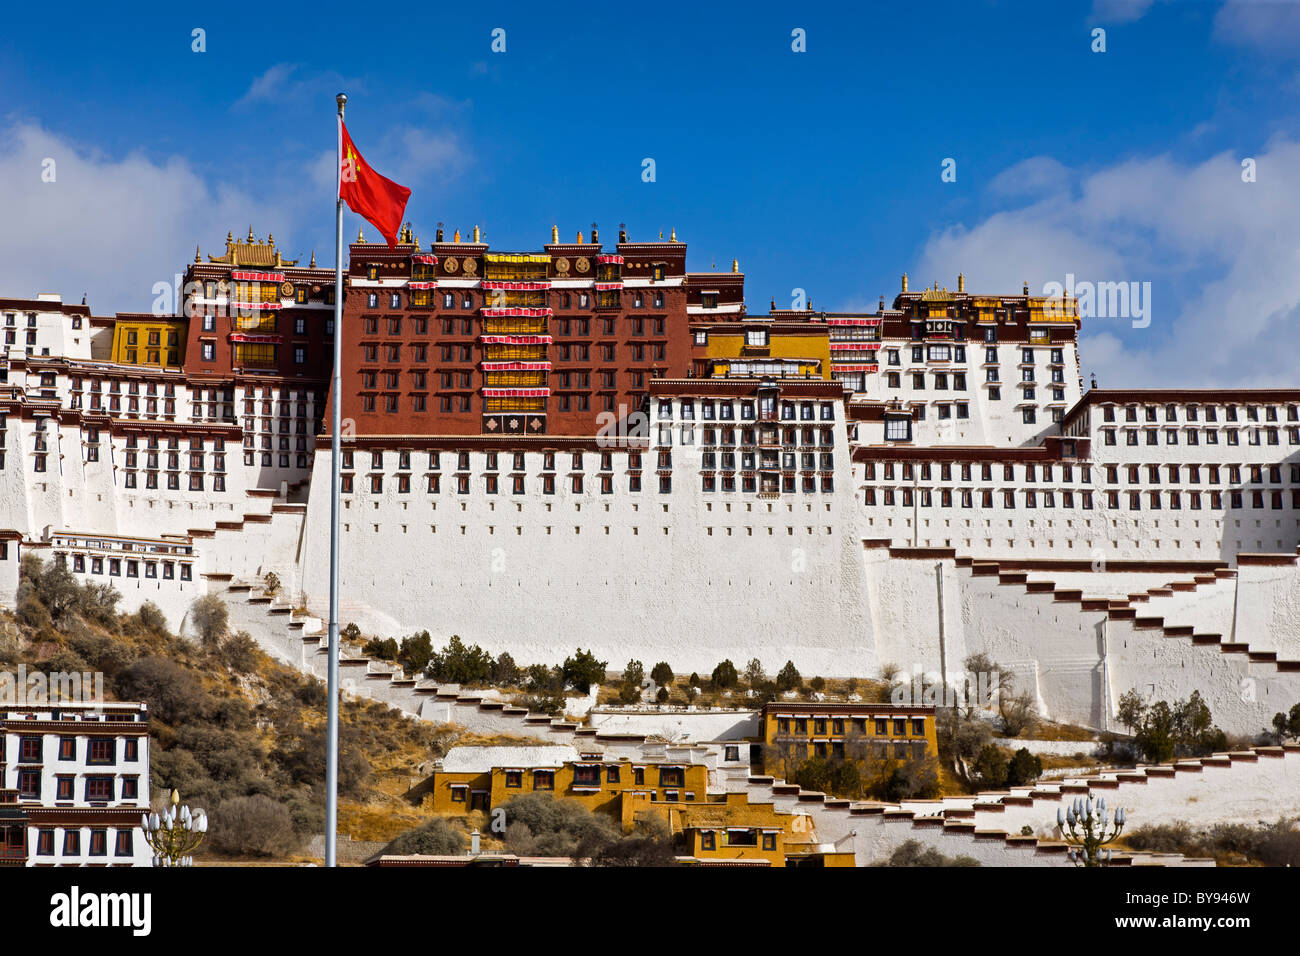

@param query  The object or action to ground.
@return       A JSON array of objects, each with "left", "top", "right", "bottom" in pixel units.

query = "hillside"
[{"left": 6, "top": 554, "right": 462, "bottom": 863}]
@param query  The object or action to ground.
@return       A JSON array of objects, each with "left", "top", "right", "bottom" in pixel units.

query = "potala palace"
[{"left": 2, "top": 225, "right": 1299, "bottom": 739}]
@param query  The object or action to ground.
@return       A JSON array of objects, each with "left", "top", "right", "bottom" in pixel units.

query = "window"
[
  {"left": 533, "top": 770, "right": 555, "bottom": 791},
  {"left": 88, "top": 738, "right": 115, "bottom": 765}
]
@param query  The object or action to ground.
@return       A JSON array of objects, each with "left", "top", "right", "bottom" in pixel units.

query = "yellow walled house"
[
  {"left": 110, "top": 314, "right": 187, "bottom": 368},
  {"left": 690, "top": 321, "right": 833, "bottom": 380},
  {"left": 627, "top": 791, "right": 854, "bottom": 867},
  {"left": 761, "top": 702, "right": 940, "bottom": 772},
  {"left": 419, "top": 745, "right": 710, "bottom": 816}
]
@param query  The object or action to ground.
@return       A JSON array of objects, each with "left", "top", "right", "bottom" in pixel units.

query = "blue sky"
[{"left": 3, "top": 0, "right": 1300, "bottom": 385}]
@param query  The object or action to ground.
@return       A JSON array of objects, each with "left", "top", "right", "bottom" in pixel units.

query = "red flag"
[{"left": 337, "top": 119, "right": 411, "bottom": 248}]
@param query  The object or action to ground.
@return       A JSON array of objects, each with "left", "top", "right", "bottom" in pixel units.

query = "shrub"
[
  {"left": 650, "top": 662, "right": 674, "bottom": 687},
  {"left": 426, "top": 635, "right": 492, "bottom": 684},
  {"left": 878, "top": 839, "right": 979, "bottom": 867},
  {"left": 655, "top": 687, "right": 669, "bottom": 704},
  {"left": 363, "top": 637, "right": 399, "bottom": 661},
  {"left": 341, "top": 622, "right": 362, "bottom": 643},
  {"left": 744, "top": 658, "right": 765, "bottom": 687},
  {"left": 117, "top": 657, "right": 210, "bottom": 725},
  {"left": 711, "top": 659, "right": 738, "bottom": 689},
  {"left": 220, "top": 631, "right": 260, "bottom": 674},
  {"left": 622, "top": 660, "right": 645, "bottom": 688},
  {"left": 262, "top": 571, "right": 281, "bottom": 596},
  {"left": 296, "top": 678, "right": 327, "bottom": 707},
  {"left": 1005, "top": 747, "right": 1043, "bottom": 787},
  {"left": 189, "top": 595, "right": 229, "bottom": 649},
  {"left": 210, "top": 794, "right": 300, "bottom": 857},
  {"left": 134, "top": 601, "right": 170, "bottom": 636},
  {"left": 809, "top": 676, "right": 826, "bottom": 693},
  {"left": 273, "top": 725, "right": 371, "bottom": 798},
  {"left": 499, "top": 793, "right": 618, "bottom": 858},
  {"left": 384, "top": 817, "right": 466, "bottom": 856},
  {"left": 999, "top": 689, "right": 1038, "bottom": 737},
  {"left": 562, "top": 649, "right": 607, "bottom": 694},
  {"left": 518, "top": 693, "right": 565, "bottom": 715}
]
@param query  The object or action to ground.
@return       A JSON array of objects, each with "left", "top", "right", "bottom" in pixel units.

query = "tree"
[
  {"left": 972, "top": 744, "right": 1009, "bottom": 789},
  {"left": 341, "top": 622, "right": 362, "bottom": 643},
  {"left": 656, "top": 687, "right": 669, "bottom": 704},
  {"left": 775, "top": 660, "right": 803, "bottom": 693},
  {"left": 384, "top": 817, "right": 466, "bottom": 856},
  {"left": 618, "top": 660, "right": 645, "bottom": 705},
  {"left": 398, "top": 631, "right": 435, "bottom": 675},
  {"left": 1135, "top": 700, "right": 1176, "bottom": 763},
  {"left": 809, "top": 676, "right": 826, "bottom": 693},
  {"left": 999, "top": 689, "right": 1038, "bottom": 737},
  {"left": 262, "top": 571, "right": 281, "bottom": 597},
  {"left": 712, "top": 659, "right": 739, "bottom": 689},
  {"left": 962, "top": 652, "right": 1013, "bottom": 718},
  {"left": 882, "top": 754, "right": 941, "bottom": 801},
  {"left": 491, "top": 652, "right": 521, "bottom": 686},
  {"left": 189, "top": 594, "right": 229, "bottom": 648},
  {"left": 562, "top": 649, "right": 607, "bottom": 694},
  {"left": 426, "top": 635, "right": 492, "bottom": 684},
  {"left": 744, "top": 658, "right": 765, "bottom": 687},
  {"left": 650, "top": 661, "right": 674, "bottom": 688},
  {"left": 1005, "top": 747, "right": 1043, "bottom": 787},
  {"left": 1117, "top": 689, "right": 1147, "bottom": 734},
  {"left": 1271, "top": 702, "right": 1300, "bottom": 742}
]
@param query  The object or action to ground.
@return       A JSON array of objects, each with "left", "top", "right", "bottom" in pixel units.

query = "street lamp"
[
  {"left": 1057, "top": 795, "right": 1125, "bottom": 867},
  {"left": 142, "top": 789, "right": 208, "bottom": 867}
]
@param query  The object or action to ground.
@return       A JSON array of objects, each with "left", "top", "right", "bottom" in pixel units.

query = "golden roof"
[{"left": 206, "top": 227, "right": 299, "bottom": 268}]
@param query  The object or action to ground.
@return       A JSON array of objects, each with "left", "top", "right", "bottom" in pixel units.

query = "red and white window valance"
[
  {"left": 408, "top": 281, "right": 439, "bottom": 289},
  {"left": 830, "top": 342, "right": 879, "bottom": 351},
  {"left": 481, "top": 387, "right": 550, "bottom": 397},
  {"left": 481, "top": 361, "right": 552, "bottom": 371},
  {"left": 411, "top": 255, "right": 439, "bottom": 265},
  {"left": 826, "top": 317, "right": 881, "bottom": 327},
  {"left": 831, "top": 364, "right": 879, "bottom": 372},
  {"left": 231, "top": 301, "right": 284, "bottom": 311},
  {"left": 231, "top": 271, "right": 285, "bottom": 283},
  {"left": 594, "top": 282, "right": 623, "bottom": 291},
  {"left": 480, "top": 335, "right": 553, "bottom": 345},
  {"left": 480, "top": 307, "right": 553, "bottom": 317},
  {"left": 596, "top": 255, "right": 624, "bottom": 264},
  {"left": 228, "top": 333, "right": 283, "bottom": 344},
  {"left": 480, "top": 280, "right": 551, "bottom": 291}
]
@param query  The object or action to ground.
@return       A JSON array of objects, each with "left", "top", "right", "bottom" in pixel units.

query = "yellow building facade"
[
  {"left": 762, "top": 702, "right": 940, "bottom": 768},
  {"left": 110, "top": 315, "right": 187, "bottom": 368},
  {"left": 691, "top": 321, "right": 833, "bottom": 380}
]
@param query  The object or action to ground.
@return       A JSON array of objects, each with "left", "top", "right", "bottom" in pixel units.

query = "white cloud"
[
  {"left": 988, "top": 156, "right": 1072, "bottom": 199},
  {"left": 912, "top": 138, "right": 1300, "bottom": 387},
  {"left": 1213, "top": 0, "right": 1300, "bottom": 54},
  {"left": 1088, "top": 0, "right": 1156, "bottom": 24},
  {"left": 0, "top": 121, "right": 296, "bottom": 313}
]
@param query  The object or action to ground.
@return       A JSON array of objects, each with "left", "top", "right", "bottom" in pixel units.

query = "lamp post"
[
  {"left": 142, "top": 789, "right": 208, "bottom": 867},
  {"left": 1057, "top": 795, "right": 1125, "bottom": 867}
]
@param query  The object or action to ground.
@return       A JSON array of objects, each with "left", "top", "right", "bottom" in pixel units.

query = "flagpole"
[{"left": 326, "top": 91, "right": 347, "bottom": 869}]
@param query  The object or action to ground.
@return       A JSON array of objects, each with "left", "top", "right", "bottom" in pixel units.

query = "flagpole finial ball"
[{"left": 336, "top": 93, "right": 347, "bottom": 115}]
